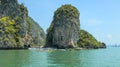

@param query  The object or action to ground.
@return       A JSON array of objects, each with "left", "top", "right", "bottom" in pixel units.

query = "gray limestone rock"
[{"left": 45, "top": 4, "right": 80, "bottom": 49}]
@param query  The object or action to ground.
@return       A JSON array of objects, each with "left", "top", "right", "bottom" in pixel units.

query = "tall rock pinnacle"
[{"left": 45, "top": 4, "right": 80, "bottom": 49}]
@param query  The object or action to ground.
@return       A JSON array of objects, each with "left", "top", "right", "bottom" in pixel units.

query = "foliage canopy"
[
  {"left": 77, "top": 30, "right": 105, "bottom": 48},
  {"left": 54, "top": 4, "right": 80, "bottom": 20}
]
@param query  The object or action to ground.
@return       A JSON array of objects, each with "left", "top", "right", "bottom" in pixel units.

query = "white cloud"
[
  {"left": 83, "top": 19, "right": 103, "bottom": 26},
  {"left": 107, "top": 34, "right": 112, "bottom": 40}
]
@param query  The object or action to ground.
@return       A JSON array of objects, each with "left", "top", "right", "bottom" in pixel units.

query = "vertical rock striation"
[{"left": 45, "top": 5, "right": 80, "bottom": 49}]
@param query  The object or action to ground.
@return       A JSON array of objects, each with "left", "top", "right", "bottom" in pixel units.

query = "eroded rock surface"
[{"left": 45, "top": 5, "right": 80, "bottom": 49}]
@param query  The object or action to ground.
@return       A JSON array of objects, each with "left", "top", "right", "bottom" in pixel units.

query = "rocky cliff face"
[
  {"left": 44, "top": 5, "right": 80, "bottom": 48},
  {"left": 27, "top": 17, "right": 46, "bottom": 47},
  {"left": 0, "top": 0, "right": 45, "bottom": 49},
  {"left": 0, "top": 0, "right": 20, "bottom": 18}
]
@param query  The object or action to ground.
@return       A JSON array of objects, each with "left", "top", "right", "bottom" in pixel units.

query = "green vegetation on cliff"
[
  {"left": 54, "top": 4, "right": 80, "bottom": 20},
  {"left": 77, "top": 30, "right": 106, "bottom": 48},
  {"left": 0, "top": 17, "right": 23, "bottom": 48},
  {"left": 0, "top": 0, "right": 46, "bottom": 49},
  {"left": 0, "top": 17, "right": 17, "bottom": 33}
]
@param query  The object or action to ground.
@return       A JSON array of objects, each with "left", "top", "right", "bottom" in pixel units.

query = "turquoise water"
[{"left": 0, "top": 47, "right": 120, "bottom": 67}]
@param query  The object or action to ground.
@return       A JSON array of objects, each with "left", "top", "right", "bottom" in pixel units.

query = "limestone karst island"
[
  {"left": 0, "top": 0, "right": 106, "bottom": 49},
  {"left": 3, "top": 0, "right": 120, "bottom": 67}
]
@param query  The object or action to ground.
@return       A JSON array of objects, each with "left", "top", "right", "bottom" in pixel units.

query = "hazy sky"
[{"left": 18, "top": 0, "right": 120, "bottom": 45}]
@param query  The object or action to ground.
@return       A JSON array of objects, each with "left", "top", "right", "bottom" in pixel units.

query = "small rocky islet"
[
  {"left": 0, "top": 0, "right": 106, "bottom": 49},
  {"left": 44, "top": 4, "right": 106, "bottom": 49},
  {"left": 44, "top": 5, "right": 80, "bottom": 49}
]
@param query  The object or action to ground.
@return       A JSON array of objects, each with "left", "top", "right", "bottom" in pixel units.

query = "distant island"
[{"left": 0, "top": 0, "right": 106, "bottom": 49}]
